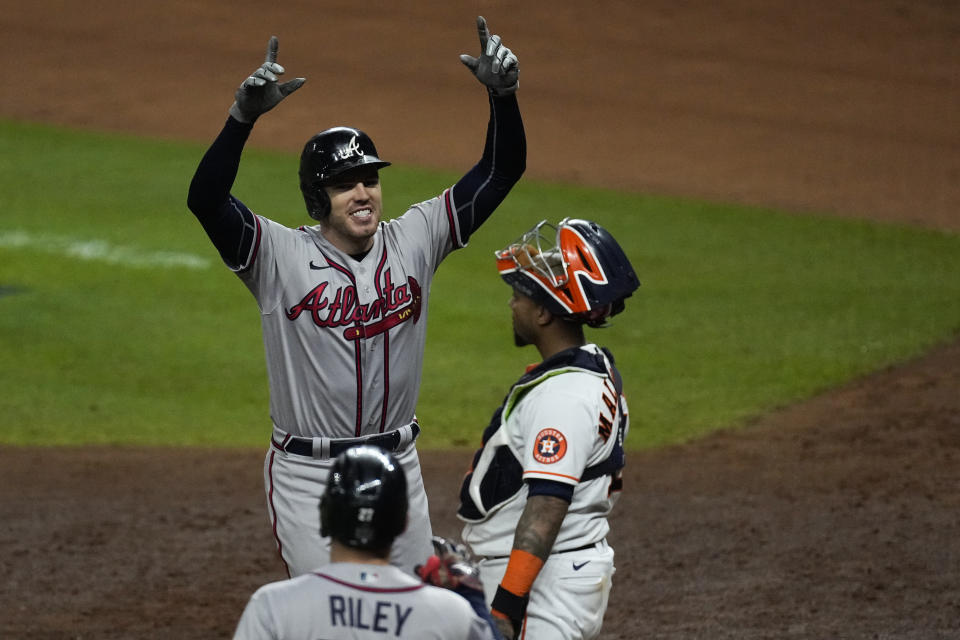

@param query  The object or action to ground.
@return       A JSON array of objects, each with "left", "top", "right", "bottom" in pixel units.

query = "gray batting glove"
[
  {"left": 459, "top": 16, "right": 519, "bottom": 96},
  {"left": 416, "top": 536, "right": 484, "bottom": 592},
  {"left": 228, "top": 36, "right": 306, "bottom": 123}
]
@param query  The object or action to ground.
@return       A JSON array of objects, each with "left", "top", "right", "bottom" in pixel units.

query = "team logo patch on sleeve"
[{"left": 533, "top": 428, "right": 567, "bottom": 464}]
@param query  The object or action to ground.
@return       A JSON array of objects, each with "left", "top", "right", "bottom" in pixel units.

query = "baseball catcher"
[{"left": 458, "top": 218, "right": 640, "bottom": 639}]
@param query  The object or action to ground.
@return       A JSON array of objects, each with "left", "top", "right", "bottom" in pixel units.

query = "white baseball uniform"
[
  {"left": 459, "top": 344, "right": 628, "bottom": 640},
  {"left": 233, "top": 562, "right": 497, "bottom": 640}
]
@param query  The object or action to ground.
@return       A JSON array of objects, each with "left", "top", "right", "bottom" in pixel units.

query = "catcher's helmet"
[
  {"left": 496, "top": 218, "right": 640, "bottom": 327},
  {"left": 320, "top": 445, "right": 407, "bottom": 552},
  {"left": 299, "top": 126, "right": 391, "bottom": 220}
]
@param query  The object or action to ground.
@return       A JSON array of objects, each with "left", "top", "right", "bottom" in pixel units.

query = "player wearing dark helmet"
[
  {"left": 186, "top": 16, "right": 525, "bottom": 579},
  {"left": 458, "top": 218, "right": 639, "bottom": 640},
  {"left": 496, "top": 217, "right": 640, "bottom": 328},
  {"left": 320, "top": 444, "right": 408, "bottom": 553},
  {"left": 233, "top": 446, "right": 503, "bottom": 639},
  {"left": 298, "top": 127, "right": 392, "bottom": 221}
]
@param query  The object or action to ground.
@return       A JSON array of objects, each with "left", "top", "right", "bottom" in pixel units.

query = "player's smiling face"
[{"left": 321, "top": 166, "right": 383, "bottom": 255}]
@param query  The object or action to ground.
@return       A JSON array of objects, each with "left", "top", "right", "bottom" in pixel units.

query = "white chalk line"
[{"left": 0, "top": 230, "right": 212, "bottom": 270}]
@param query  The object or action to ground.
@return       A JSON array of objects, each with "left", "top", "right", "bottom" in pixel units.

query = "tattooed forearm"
[{"left": 512, "top": 495, "right": 569, "bottom": 560}]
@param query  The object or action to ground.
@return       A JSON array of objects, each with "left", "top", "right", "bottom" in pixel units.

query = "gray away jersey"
[
  {"left": 233, "top": 562, "right": 496, "bottom": 640},
  {"left": 236, "top": 191, "right": 464, "bottom": 439}
]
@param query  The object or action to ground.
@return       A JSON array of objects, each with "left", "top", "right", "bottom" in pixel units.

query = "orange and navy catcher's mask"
[{"left": 495, "top": 218, "right": 640, "bottom": 327}]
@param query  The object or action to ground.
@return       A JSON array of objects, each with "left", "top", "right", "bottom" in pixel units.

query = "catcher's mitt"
[{"left": 416, "top": 536, "right": 484, "bottom": 592}]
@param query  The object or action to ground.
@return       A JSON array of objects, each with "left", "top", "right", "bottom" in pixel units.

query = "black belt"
[
  {"left": 279, "top": 423, "right": 421, "bottom": 458},
  {"left": 484, "top": 539, "right": 603, "bottom": 561},
  {"left": 557, "top": 540, "right": 603, "bottom": 554}
]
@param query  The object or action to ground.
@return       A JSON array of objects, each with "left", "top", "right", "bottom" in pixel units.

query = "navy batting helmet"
[
  {"left": 495, "top": 218, "right": 640, "bottom": 327},
  {"left": 320, "top": 445, "right": 407, "bottom": 552},
  {"left": 299, "top": 126, "right": 391, "bottom": 220}
]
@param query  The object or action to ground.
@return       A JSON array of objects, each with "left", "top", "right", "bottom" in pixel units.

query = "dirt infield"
[{"left": 2, "top": 2, "right": 959, "bottom": 638}]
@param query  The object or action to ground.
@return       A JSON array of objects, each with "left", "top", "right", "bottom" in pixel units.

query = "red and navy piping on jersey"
[
  {"left": 443, "top": 188, "right": 463, "bottom": 249},
  {"left": 284, "top": 245, "right": 417, "bottom": 436},
  {"left": 234, "top": 209, "right": 262, "bottom": 272},
  {"left": 319, "top": 252, "right": 366, "bottom": 437},
  {"left": 373, "top": 247, "right": 392, "bottom": 433},
  {"left": 266, "top": 450, "right": 292, "bottom": 578},
  {"left": 312, "top": 572, "right": 425, "bottom": 593}
]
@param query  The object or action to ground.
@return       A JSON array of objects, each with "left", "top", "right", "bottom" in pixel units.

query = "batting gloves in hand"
[
  {"left": 459, "top": 16, "right": 519, "bottom": 97},
  {"left": 415, "top": 536, "right": 484, "bottom": 592},
  {"left": 229, "top": 36, "right": 306, "bottom": 123}
]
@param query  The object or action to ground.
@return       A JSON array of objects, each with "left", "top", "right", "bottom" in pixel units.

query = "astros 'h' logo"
[{"left": 533, "top": 428, "right": 567, "bottom": 464}]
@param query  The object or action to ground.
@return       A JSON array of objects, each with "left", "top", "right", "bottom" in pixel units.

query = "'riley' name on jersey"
[
  {"left": 285, "top": 268, "right": 423, "bottom": 341},
  {"left": 329, "top": 595, "right": 413, "bottom": 635}
]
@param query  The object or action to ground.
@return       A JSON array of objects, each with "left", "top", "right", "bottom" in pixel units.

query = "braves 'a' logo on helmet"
[
  {"left": 299, "top": 127, "right": 391, "bottom": 220},
  {"left": 336, "top": 135, "right": 365, "bottom": 160}
]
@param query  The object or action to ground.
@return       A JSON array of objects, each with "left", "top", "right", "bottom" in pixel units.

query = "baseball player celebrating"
[
  {"left": 457, "top": 218, "right": 640, "bottom": 639},
  {"left": 186, "top": 16, "right": 525, "bottom": 578},
  {"left": 233, "top": 445, "right": 502, "bottom": 639}
]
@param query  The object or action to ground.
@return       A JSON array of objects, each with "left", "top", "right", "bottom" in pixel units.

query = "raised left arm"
[{"left": 450, "top": 17, "right": 526, "bottom": 241}]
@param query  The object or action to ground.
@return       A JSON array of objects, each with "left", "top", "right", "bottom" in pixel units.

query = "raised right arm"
[
  {"left": 186, "top": 36, "right": 304, "bottom": 269},
  {"left": 186, "top": 117, "right": 258, "bottom": 268}
]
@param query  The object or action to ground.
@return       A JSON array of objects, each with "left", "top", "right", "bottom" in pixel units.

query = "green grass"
[{"left": 2, "top": 119, "right": 959, "bottom": 449}]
